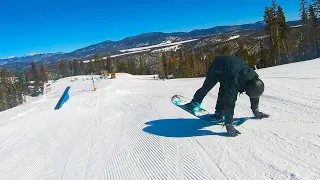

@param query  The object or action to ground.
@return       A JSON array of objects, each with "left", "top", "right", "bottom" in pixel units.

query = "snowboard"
[{"left": 171, "top": 94, "right": 247, "bottom": 126}]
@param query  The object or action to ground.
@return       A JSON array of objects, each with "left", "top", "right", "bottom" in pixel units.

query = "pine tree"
[
  {"left": 264, "top": 6, "right": 275, "bottom": 60},
  {"left": 139, "top": 56, "right": 146, "bottom": 75},
  {"left": 124, "top": 61, "right": 130, "bottom": 73},
  {"left": 168, "top": 51, "right": 177, "bottom": 77},
  {"left": 272, "top": 0, "right": 281, "bottom": 64},
  {"left": 129, "top": 60, "right": 137, "bottom": 75},
  {"left": 314, "top": 0, "right": 320, "bottom": 18},
  {"left": 93, "top": 54, "right": 104, "bottom": 74},
  {"left": 40, "top": 64, "right": 49, "bottom": 84},
  {"left": 116, "top": 61, "right": 128, "bottom": 73},
  {"left": 277, "top": 6, "right": 289, "bottom": 39},
  {"left": 0, "top": 68, "right": 25, "bottom": 111},
  {"left": 145, "top": 65, "right": 152, "bottom": 75},
  {"left": 186, "top": 53, "right": 197, "bottom": 78},
  {"left": 31, "top": 61, "right": 40, "bottom": 93},
  {"left": 59, "top": 60, "right": 70, "bottom": 78},
  {"left": 80, "top": 61, "right": 85, "bottom": 75},
  {"left": 178, "top": 49, "right": 185, "bottom": 77},
  {"left": 247, "top": 53, "right": 257, "bottom": 68},
  {"left": 301, "top": 0, "right": 309, "bottom": 24},
  {"left": 191, "top": 50, "right": 198, "bottom": 76},
  {"left": 0, "top": 68, "right": 9, "bottom": 111},
  {"left": 0, "top": 67, "right": 8, "bottom": 85},
  {"left": 89, "top": 60, "right": 95, "bottom": 74},
  {"left": 72, "top": 59, "right": 81, "bottom": 75},
  {"left": 236, "top": 42, "right": 249, "bottom": 60},
  {"left": 260, "top": 45, "right": 272, "bottom": 68},
  {"left": 301, "top": 0, "right": 311, "bottom": 59},
  {"left": 178, "top": 51, "right": 193, "bottom": 78},
  {"left": 158, "top": 58, "right": 164, "bottom": 78},
  {"left": 264, "top": 7, "right": 273, "bottom": 37},
  {"left": 7, "top": 79, "right": 17, "bottom": 108},
  {"left": 222, "top": 45, "right": 232, "bottom": 56},
  {"left": 161, "top": 53, "right": 168, "bottom": 78},
  {"left": 22, "top": 71, "right": 31, "bottom": 94},
  {"left": 14, "top": 81, "right": 23, "bottom": 105},
  {"left": 68, "top": 61, "right": 74, "bottom": 76},
  {"left": 17, "top": 71, "right": 27, "bottom": 95},
  {"left": 106, "top": 56, "right": 113, "bottom": 72},
  {"left": 198, "top": 48, "right": 207, "bottom": 76},
  {"left": 263, "top": 1, "right": 287, "bottom": 65},
  {"left": 0, "top": 82, "right": 8, "bottom": 111},
  {"left": 206, "top": 53, "right": 214, "bottom": 71},
  {"left": 277, "top": 5, "right": 291, "bottom": 62},
  {"left": 309, "top": 3, "right": 318, "bottom": 58}
]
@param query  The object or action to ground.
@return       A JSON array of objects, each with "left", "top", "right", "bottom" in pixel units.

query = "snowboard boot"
[
  {"left": 183, "top": 101, "right": 202, "bottom": 112},
  {"left": 211, "top": 111, "right": 225, "bottom": 122}
]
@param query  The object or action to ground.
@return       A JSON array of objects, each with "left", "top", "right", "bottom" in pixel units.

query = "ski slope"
[{"left": 0, "top": 59, "right": 320, "bottom": 180}]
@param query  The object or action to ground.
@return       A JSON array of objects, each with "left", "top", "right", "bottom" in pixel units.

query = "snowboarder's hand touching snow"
[
  {"left": 225, "top": 124, "right": 241, "bottom": 137},
  {"left": 252, "top": 109, "right": 269, "bottom": 119}
]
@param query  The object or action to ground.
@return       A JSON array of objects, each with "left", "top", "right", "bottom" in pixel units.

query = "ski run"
[{"left": 0, "top": 58, "right": 320, "bottom": 180}]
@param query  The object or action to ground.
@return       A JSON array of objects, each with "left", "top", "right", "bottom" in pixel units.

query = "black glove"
[
  {"left": 252, "top": 109, "right": 269, "bottom": 119},
  {"left": 225, "top": 124, "right": 241, "bottom": 137}
]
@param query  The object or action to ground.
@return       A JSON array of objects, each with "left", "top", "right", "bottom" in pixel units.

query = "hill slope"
[
  {"left": 0, "top": 20, "right": 302, "bottom": 69},
  {"left": 0, "top": 58, "right": 319, "bottom": 180}
]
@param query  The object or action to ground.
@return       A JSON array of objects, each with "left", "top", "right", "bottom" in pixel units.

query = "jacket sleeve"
[{"left": 223, "top": 78, "right": 239, "bottom": 125}]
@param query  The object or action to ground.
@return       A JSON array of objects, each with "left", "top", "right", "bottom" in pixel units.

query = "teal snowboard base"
[{"left": 171, "top": 95, "right": 247, "bottom": 126}]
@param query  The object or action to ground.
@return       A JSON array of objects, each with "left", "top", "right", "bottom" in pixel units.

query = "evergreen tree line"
[
  {"left": 57, "top": 55, "right": 114, "bottom": 78},
  {"left": 263, "top": 0, "right": 320, "bottom": 65},
  {"left": 0, "top": 61, "right": 49, "bottom": 112},
  {"left": 0, "top": 68, "right": 24, "bottom": 111},
  {"left": 157, "top": 43, "right": 260, "bottom": 79},
  {"left": 114, "top": 57, "right": 152, "bottom": 75},
  {"left": 57, "top": 54, "right": 153, "bottom": 78},
  {"left": 157, "top": 0, "right": 320, "bottom": 79},
  {"left": 299, "top": 0, "right": 320, "bottom": 59}
]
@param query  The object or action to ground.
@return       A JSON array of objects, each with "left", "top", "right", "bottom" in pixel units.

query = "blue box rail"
[{"left": 54, "top": 86, "right": 71, "bottom": 110}]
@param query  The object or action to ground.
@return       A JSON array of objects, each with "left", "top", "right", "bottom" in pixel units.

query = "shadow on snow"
[
  {"left": 143, "top": 118, "right": 227, "bottom": 138},
  {"left": 143, "top": 117, "right": 256, "bottom": 138}
]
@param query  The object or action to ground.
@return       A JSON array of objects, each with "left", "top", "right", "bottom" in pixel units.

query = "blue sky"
[{"left": 0, "top": 0, "right": 300, "bottom": 58}]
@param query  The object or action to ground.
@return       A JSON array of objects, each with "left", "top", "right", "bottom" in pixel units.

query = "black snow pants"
[{"left": 192, "top": 64, "right": 226, "bottom": 114}]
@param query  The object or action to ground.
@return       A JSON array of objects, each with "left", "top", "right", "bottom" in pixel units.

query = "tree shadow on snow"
[{"left": 143, "top": 118, "right": 229, "bottom": 138}]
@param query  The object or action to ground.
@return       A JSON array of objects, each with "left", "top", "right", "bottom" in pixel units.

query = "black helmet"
[{"left": 245, "top": 78, "right": 264, "bottom": 98}]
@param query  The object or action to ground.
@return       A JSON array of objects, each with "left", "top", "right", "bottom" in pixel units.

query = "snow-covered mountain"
[
  {"left": 0, "top": 58, "right": 319, "bottom": 179},
  {"left": 24, "top": 53, "right": 43, "bottom": 57},
  {"left": 0, "top": 52, "right": 63, "bottom": 67},
  {"left": 0, "top": 20, "right": 302, "bottom": 69}
]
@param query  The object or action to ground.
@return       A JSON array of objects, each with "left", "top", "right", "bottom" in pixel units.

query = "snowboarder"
[{"left": 184, "top": 56, "right": 269, "bottom": 137}]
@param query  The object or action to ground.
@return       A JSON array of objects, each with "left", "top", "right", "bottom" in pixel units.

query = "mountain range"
[{"left": 0, "top": 20, "right": 301, "bottom": 70}]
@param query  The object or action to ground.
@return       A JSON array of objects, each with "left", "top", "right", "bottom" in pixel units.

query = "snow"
[
  {"left": 25, "top": 53, "right": 42, "bottom": 57},
  {"left": 0, "top": 61, "right": 8, "bottom": 66},
  {"left": 0, "top": 56, "right": 15, "bottom": 59},
  {"left": 83, "top": 39, "right": 198, "bottom": 63},
  {"left": 226, "top": 35, "right": 240, "bottom": 41},
  {"left": 119, "top": 39, "right": 198, "bottom": 53},
  {"left": 109, "top": 49, "right": 151, "bottom": 58},
  {"left": 151, "top": 45, "right": 180, "bottom": 52},
  {"left": 1, "top": 59, "right": 320, "bottom": 179},
  {"left": 291, "top": 25, "right": 303, "bottom": 28},
  {"left": 82, "top": 50, "right": 151, "bottom": 63}
]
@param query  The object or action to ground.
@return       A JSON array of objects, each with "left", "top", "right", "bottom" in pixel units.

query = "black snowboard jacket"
[{"left": 192, "top": 56, "right": 260, "bottom": 124}]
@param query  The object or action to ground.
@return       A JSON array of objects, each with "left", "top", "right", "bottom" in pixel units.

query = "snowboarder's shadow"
[{"left": 143, "top": 118, "right": 229, "bottom": 138}]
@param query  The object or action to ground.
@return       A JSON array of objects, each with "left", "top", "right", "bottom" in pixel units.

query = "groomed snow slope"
[{"left": 0, "top": 59, "right": 320, "bottom": 180}]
